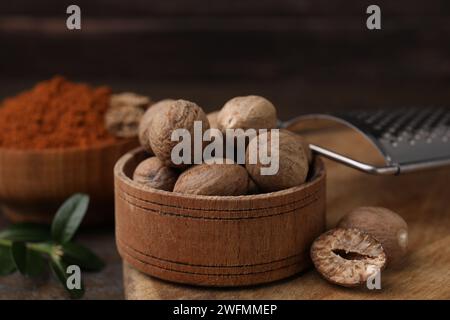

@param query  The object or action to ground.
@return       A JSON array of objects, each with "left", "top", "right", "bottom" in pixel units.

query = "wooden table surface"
[{"left": 0, "top": 126, "right": 449, "bottom": 299}]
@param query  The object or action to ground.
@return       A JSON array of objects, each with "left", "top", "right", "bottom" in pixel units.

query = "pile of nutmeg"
[
  {"left": 131, "top": 95, "right": 311, "bottom": 195},
  {"left": 108, "top": 93, "right": 410, "bottom": 289}
]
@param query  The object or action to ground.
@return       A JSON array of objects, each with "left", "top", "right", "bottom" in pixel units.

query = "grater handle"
[
  {"left": 310, "top": 144, "right": 450, "bottom": 174},
  {"left": 309, "top": 144, "right": 400, "bottom": 175}
]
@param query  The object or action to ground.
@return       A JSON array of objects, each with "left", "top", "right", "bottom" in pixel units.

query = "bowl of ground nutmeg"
[{"left": 0, "top": 76, "right": 140, "bottom": 225}]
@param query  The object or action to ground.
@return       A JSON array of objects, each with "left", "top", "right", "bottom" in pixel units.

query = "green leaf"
[
  {"left": 10, "top": 242, "right": 46, "bottom": 277},
  {"left": 0, "top": 223, "right": 51, "bottom": 242},
  {"left": 11, "top": 242, "right": 27, "bottom": 275},
  {"left": 51, "top": 194, "right": 90, "bottom": 244},
  {"left": 25, "top": 250, "right": 46, "bottom": 277},
  {"left": 61, "top": 242, "right": 105, "bottom": 271},
  {"left": 49, "top": 257, "right": 84, "bottom": 299},
  {"left": 0, "top": 246, "right": 16, "bottom": 276}
]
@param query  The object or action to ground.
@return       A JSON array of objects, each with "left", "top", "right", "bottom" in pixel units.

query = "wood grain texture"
[
  {"left": 0, "top": 139, "right": 137, "bottom": 224},
  {"left": 123, "top": 127, "right": 450, "bottom": 299},
  {"left": 115, "top": 149, "right": 326, "bottom": 286},
  {"left": 3, "top": 0, "right": 449, "bottom": 16},
  {"left": 2, "top": 1, "right": 450, "bottom": 85},
  {"left": 2, "top": 2, "right": 450, "bottom": 122}
]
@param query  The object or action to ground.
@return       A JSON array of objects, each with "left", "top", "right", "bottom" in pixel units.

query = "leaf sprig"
[{"left": 0, "top": 194, "right": 104, "bottom": 299}]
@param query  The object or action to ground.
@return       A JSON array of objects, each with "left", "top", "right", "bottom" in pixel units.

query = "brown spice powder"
[{"left": 0, "top": 76, "right": 119, "bottom": 149}]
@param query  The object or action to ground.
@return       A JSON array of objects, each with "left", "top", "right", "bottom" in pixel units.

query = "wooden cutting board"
[{"left": 123, "top": 126, "right": 450, "bottom": 299}]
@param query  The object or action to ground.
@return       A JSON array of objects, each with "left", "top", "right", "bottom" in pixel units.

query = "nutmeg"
[
  {"left": 337, "top": 207, "right": 408, "bottom": 265},
  {"left": 173, "top": 162, "right": 249, "bottom": 196},
  {"left": 133, "top": 157, "right": 179, "bottom": 191},
  {"left": 217, "top": 95, "right": 277, "bottom": 132},
  {"left": 148, "top": 99, "right": 210, "bottom": 167},
  {"left": 245, "top": 130, "right": 309, "bottom": 192},
  {"left": 105, "top": 104, "right": 145, "bottom": 138},
  {"left": 110, "top": 92, "right": 151, "bottom": 110},
  {"left": 300, "top": 138, "right": 313, "bottom": 165},
  {"left": 207, "top": 111, "right": 220, "bottom": 129},
  {"left": 138, "top": 99, "right": 174, "bottom": 154},
  {"left": 310, "top": 228, "right": 387, "bottom": 287},
  {"left": 247, "top": 176, "right": 259, "bottom": 195},
  {"left": 284, "top": 130, "right": 313, "bottom": 164}
]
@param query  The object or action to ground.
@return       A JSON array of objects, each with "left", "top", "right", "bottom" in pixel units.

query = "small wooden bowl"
[
  {"left": 114, "top": 148, "right": 326, "bottom": 287},
  {"left": 0, "top": 139, "right": 137, "bottom": 225}
]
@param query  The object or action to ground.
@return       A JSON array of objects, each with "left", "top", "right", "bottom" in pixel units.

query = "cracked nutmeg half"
[{"left": 310, "top": 228, "right": 387, "bottom": 287}]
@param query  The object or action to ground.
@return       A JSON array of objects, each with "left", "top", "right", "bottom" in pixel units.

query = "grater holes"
[
  {"left": 339, "top": 107, "right": 450, "bottom": 165},
  {"left": 357, "top": 107, "right": 449, "bottom": 147}
]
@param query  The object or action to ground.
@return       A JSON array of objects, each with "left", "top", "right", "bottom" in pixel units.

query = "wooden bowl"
[
  {"left": 114, "top": 148, "right": 326, "bottom": 287},
  {"left": 0, "top": 139, "right": 138, "bottom": 225}
]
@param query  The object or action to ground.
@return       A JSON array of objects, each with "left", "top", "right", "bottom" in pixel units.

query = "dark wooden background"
[{"left": 1, "top": 0, "right": 450, "bottom": 119}]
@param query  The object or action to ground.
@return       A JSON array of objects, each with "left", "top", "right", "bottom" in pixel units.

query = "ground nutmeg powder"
[{"left": 0, "top": 76, "right": 119, "bottom": 149}]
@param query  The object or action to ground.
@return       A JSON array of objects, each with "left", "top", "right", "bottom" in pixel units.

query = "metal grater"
[{"left": 283, "top": 107, "right": 450, "bottom": 175}]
